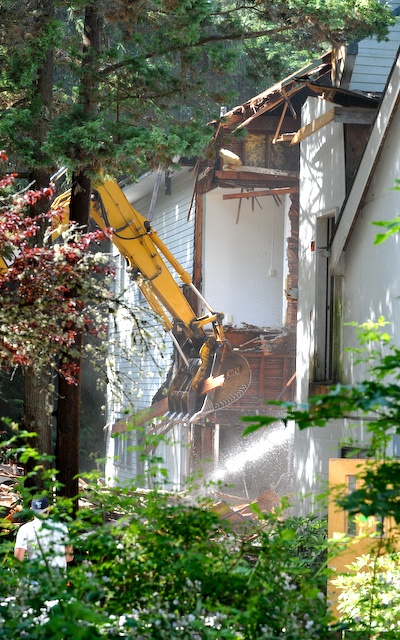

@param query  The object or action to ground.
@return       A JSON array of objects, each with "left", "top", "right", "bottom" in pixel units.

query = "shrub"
[{"left": 1, "top": 480, "right": 335, "bottom": 639}]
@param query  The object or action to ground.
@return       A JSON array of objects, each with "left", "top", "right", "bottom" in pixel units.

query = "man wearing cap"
[{"left": 14, "top": 497, "right": 73, "bottom": 569}]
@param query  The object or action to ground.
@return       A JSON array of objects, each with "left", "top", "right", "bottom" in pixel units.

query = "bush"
[{"left": 1, "top": 481, "right": 336, "bottom": 639}]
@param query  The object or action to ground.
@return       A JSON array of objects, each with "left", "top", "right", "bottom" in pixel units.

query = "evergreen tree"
[{"left": 0, "top": 0, "right": 394, "bottom": 177}]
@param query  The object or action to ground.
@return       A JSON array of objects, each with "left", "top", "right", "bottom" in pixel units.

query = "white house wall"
[
  {"left": 105, "top": 168, "right": 195, "bottom": 489},
  {"left": 341, "top": 89, "right": 400, "bottom": 377},
  {"left": 295, "top": 97, "right": 348, "bottom": 514},
  {"left": 203, "top": 187, "right": 285, "bottom": 328},
  {"left": 296, "top": 97, "right": 346, "bottom": 403},
  {"left": 294, "top": 51, "right": 400, "bottom": 515}
]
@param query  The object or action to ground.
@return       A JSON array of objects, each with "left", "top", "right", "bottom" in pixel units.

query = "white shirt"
[{"left": 15, "top": 517, "right": 70, "bottom": 568}]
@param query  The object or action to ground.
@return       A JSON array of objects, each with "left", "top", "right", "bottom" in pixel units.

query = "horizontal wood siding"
[
  {"left": 134, "top": 170, "right": 195, "bottom": 278},
  {"left": 241, "top": 353, "right": 295, "bottom": 405},
  {"left": 350, "top": 3, "right": 400, "bottom": 93},
  {"left": 127, "top": 170, "right": 195, "bottom": 414}
]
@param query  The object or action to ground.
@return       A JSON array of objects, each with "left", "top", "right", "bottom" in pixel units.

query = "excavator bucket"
[{"left": 167, "top": 342, "right": 251, "bottom": 421}]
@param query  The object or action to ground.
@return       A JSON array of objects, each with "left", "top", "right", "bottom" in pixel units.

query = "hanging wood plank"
[
  {"left": 290, "top": 109, "right": 335, "bottom": 145},
  {"left": 236, "top": 188, "right": 244, "bottom": 224}
]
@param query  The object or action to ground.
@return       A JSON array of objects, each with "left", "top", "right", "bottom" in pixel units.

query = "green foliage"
[
  {"left": 372, "top": 180, "right": 400, "bottom": 244},
  {"left": 284, "top": 514, "right": 329, "bottom": 577},
  {"left": 4, "top": 19, "right": 62, "bottom": 92},
  {"left": 337, "top": 460, "right": 400, "bottom": 524},
  {"left": 373, "top": 216, "right": 400, "bottom": 245},
  {"left": 0, "top": 469, "right": 335, "bottom": 639},
  {"left": 46, "top": 110, "right": 212, "bottom": 177}
]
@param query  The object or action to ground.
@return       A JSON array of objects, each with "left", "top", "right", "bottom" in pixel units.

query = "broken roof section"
[
  {"left": 217, "top": 49, "right": 380, "bottom": 145},
  {"left": 219, "top": 51, "right": 333, "bottom": 135},
  {"left": 199, "top": 55, "right": 333, "bottom": 194},
  {"left": 198, "top": 48, "right": 383, "bottom": 196}
]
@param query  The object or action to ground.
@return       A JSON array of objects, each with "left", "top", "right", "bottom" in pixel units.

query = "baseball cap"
[{"left": 31, "top": 497, "right": 50, "bottom": 513}]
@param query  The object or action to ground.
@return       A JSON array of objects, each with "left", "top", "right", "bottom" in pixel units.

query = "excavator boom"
[{"left": 51, "top": 178, "right": 251, "bottom": 421}]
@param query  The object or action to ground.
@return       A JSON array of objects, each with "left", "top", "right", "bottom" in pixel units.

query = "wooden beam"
[
  {"left": 216, "top": 166, "right": 299, "bottom": 179},
  {"left": 290, "top": 107, "right": 376, "bottom": 145},
  {"left": 290, "top": 108, "right": 334, "bottom": 145},
  {"left": 333, "top": 106, "right": 376, "bottom": 124},
  {"left": 236, "top": 83, "right": 304, "bottom": 130},
  {"left": 281, "top": 86, "right": 297, "bottom": 120},
  {"left": 272, "top": 102, "right": 288, "bottom": 144},
  {"left": 223, "top": 187, "right": 298, "bottom": 200},
  {"left": 193, "top": 191, "right": 203, "bottom": 295},
  {"left": 274, "top": 133, "right": 295, "bottom": 143}
]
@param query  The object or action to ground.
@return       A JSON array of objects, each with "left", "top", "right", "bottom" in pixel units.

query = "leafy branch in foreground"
[
  {"left": 372, "top": 180, "right": 400, "bottom": 244},
  {"left": 332, "top": 553, "right": 400, "bottom": 639}
]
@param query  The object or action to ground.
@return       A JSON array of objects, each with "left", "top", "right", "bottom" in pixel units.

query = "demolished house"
[
  {"left": 105, "top": 1, "right": 400, "bottom": 512},
  {"left": 195, "top": 8, "right": 400, "bottom": 512},
  {"left": 106, "top": 53, "right": 332, "bottom": 505}
]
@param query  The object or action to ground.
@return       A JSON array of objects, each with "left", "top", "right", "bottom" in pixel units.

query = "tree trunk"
[
  {"left": 55, "top": 4, "right": 102, "bottom": 512},
  {"left": 23, "top": 367, "right": 52, "bottom": 491},
  {"left": 23, "top": 0, "right": 55, "bottom": 491},
  {"left": 55, "top": 173, "right": 91, "bottom": 511}
]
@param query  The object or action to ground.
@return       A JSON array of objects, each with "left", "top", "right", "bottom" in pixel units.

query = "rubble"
[{"left": 211, "top": 487, "right": 281, "bottom": 525}]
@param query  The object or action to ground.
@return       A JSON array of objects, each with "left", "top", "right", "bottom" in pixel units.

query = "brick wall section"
[{"left": 285, "top": 193, "right": 299, "bottom": 329}]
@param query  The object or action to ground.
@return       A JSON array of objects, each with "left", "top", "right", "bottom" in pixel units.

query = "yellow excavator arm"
[
  {"left": 51, "top": 179, "right": 251, "bottom": 419},
  {"left": 90, "top": 180, "right": 225, "bottom": 342}
]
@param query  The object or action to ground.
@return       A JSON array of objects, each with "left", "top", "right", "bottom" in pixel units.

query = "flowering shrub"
[
  {"left": 332, "top": 553, "right": 400, "bottom": 639},
  {"left": 0, "top": 479, "right": 335, "bottom": 639},
  {"left": 0, "top": 154, "right": 113, "bottom": 381}
]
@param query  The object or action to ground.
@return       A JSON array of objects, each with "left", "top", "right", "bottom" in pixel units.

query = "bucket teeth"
[{"left": 166, "top": 342, "right": 251, "bottom": 421}]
